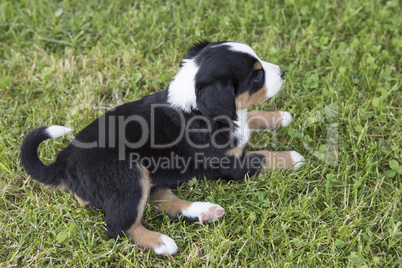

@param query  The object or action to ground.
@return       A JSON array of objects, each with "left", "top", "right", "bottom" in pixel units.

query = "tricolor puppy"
[{"left": 21, "top": 41, "right": 304, "bottom": 255}]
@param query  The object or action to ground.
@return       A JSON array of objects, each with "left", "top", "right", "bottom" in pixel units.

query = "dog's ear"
[{"left": 195, "top": 80, "right": 236, "bottom": 120}]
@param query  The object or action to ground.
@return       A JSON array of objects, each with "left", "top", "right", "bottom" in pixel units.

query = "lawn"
[{"left": 0, "top": 0, "right": 401, "bottom": 267}]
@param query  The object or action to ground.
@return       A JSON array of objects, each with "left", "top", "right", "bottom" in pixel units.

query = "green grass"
[{"left": 1, "top": 0, "right": 401, "bottom": 266}]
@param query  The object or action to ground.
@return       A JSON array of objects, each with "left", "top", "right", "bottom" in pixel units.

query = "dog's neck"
[
  {"left": 167, "top": 59, "right": 198, "bottom": 113},
  {"left": 233, "top": 109, "right": 250, "bottom": 147}
]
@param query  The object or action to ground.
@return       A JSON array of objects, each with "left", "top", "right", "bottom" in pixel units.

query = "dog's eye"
[{"left": 254, "top": 70, "right": 263, "bottom": 82}]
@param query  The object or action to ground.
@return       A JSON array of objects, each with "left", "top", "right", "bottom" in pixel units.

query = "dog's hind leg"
[
  {"left": 150, "top": 187, "right": 225, "bottom": 223},
  {"left": 104, "top": 167, "right": 177, "bottom": 256}
]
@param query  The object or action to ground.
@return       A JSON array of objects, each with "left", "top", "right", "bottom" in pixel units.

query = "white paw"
[
  {"left": 280, "top": 111, "right": 292, "bottom": 127},
  {"left": 290, "top": 151, "right": 305, "bottom": 170},
  {"left": 153, "top": 234, "right": 178, "bottom": 256},
  {"left": 182, "top": 202, "right": 225, "bottom": 223}
]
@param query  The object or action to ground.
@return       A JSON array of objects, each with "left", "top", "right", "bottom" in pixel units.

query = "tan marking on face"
[
  {"left": 126, "top": 167, "right": 166, "bottom": 250},
  {"left": 254, "top": 61, "right": 262, "bottom": 70},
  {"left": 247, "top": 110, "right": 283, "bottom": 130},
  {"left": 226, "top": 146, "right": 244, "bottom": 157},
  {"left": 74, "top": 194, "right": 90, "bottom": 207},
  {"left": 235, "top": 85, "right": 268, "bottom": 110},
  {"left": 248, "top": 150, "right": 295, "bottom": 175},
  {"left": 150, "top": 187, "right": 192, "bottom": 217}
]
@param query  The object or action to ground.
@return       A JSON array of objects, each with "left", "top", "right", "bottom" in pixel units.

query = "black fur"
[
  {"left": 184, "top": 39, "right": 211, "bottom": 59},
  {"left": 196, "top": 80, "right": 236, "bottom": 120},
  {"left": 21, "top": 127, "right": 64, "bottom": 187},
  {"left": 21, "top": 41, "right": 270, "bottom": 240}
]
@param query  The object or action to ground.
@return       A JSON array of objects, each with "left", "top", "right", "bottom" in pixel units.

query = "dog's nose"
[{"left": 279, "top": 68, "right": 285, "bottom": 78}]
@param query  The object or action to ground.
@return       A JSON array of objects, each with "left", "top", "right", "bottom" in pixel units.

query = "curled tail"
[{"left": 21, "top": 125, "right": 72, "bottom": 186}]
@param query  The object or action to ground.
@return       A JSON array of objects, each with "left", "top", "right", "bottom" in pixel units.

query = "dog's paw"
[
  {"left": 182, "top": 202, "right": 225, "bottom": 223},
  {"left": 153, "top": 235, "right": 178, "bottom": 256},
  {"left": 280, "top": 111, "right": 292, "bottom": 127},
  {"left": 290, "top": 151, "right": 305, "bottom": 170}
]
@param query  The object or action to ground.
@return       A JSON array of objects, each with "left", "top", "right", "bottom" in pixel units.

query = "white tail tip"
[{"left": 46, "top": 125, "right": 73, "bottom": 139}]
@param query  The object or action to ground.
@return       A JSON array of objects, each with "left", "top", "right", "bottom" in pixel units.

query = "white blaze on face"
[
  {"left": 226, "top": 42, "right": 283, "bottom": 100},
  {"left": 167, "top": 42, "right": 284, "bottom": 114},
  {"left": 260, "top": 60, "right": 283, "bottom": 98}
]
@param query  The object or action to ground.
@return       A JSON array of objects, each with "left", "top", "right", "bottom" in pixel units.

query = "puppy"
[{"left": 21, "top": 41, "right": 304, "bottom": 255}]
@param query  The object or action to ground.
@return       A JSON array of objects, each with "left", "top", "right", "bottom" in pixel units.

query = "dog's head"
[{"left": 167, "top": 41, "right": 284, "bottom": 119}]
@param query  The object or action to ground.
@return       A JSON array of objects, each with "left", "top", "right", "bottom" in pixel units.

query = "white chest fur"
[{"left": 233, "top": 109, "right": 250, "bottom": 147}]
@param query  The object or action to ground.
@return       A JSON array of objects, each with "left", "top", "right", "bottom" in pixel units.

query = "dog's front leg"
[
  {"left": 219, "top": 150, "right": 304, "bottom": 180},
  {"left": 247, "top": 150, "right": 305, "bottom": 173},
  {"left": 247, "top": 110, "right": 292, "bottom": 130}
]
